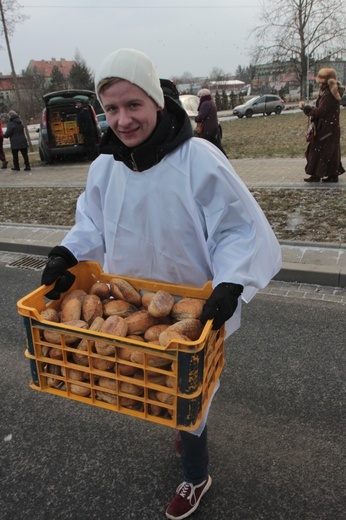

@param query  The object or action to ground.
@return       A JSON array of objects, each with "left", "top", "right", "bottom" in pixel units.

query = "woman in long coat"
[
  {"left": 195, "top": 88, "right": 227, "bottom": 156},
  {"left": 4, "top": 110, "right": 31, "bottom": 171},
  {"left": 299, "top": 68, "right": 345, "bottom": 183}
]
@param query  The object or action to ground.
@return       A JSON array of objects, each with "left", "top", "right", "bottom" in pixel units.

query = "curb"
[{"left": 1, "top": 237, "right": 345, "bottom": 289}]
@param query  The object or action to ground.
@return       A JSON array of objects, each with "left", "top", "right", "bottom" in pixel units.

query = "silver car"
[
  {"left": 96, "top": 113, "right": 109, "bottom": 134},
  {"left": 233, "top": 95, "right": 285, "bottom": 118}
]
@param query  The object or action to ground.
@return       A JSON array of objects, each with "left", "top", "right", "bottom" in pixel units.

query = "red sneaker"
[
  {"left": 174, "top": 430, "right": 182, "bottom": 458},
  {"left": 165, "top": 476, "right": 212, "bottom": 519}
]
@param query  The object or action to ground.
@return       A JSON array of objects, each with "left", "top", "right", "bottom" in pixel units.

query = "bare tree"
[
  {"left": 252, "top": 0, "right": 346, "bottom": 98},
  {"left": 0, "top": 0, "right": 28, "bottom": 44},
  {"left": 209, "top": 67, "right": 226, "bottom": 81}
]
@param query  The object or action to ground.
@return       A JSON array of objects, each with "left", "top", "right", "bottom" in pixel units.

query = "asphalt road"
[{"left": 0, "top": 263, "right": 344, "bottom": 520}]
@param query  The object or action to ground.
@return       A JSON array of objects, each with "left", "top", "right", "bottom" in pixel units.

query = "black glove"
[
  {"left": 41, "top": 246, "right": 78, "bottom": 300},
  {"left": 201, "top": 282, "right": 243, "bottom": 330}
]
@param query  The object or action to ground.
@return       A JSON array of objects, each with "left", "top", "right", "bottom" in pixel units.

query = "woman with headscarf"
[
  {"left": 299, "top": 68, "right": 345, "bottom": 183},
  {"left": 195, "top": 88, "right": 227, "bottom": 156}
]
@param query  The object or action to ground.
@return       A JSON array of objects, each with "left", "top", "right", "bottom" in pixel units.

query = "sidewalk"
[{"left": 0, "top": 159, "right": 345, "bottom": 288}]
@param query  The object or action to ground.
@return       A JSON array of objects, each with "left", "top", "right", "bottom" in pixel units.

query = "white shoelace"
[{"left": 176, "top": 481, "right": 200, "bottom": 505}]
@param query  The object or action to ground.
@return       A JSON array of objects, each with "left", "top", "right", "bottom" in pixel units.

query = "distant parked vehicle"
[
  {"left": 341, "top": 93, "right": 346, "bottom": 107},
  {"left": 38, "top": 89, "right": 101, "bottom": 164},
  {"left": 179, "top": 94, "right": 199, "bottom": 129},
  {"left": 233, "top": 95, "right": 285, "bottom": 118},
  {"left": 96, "top": 113, "right": 109, "bottom": 134}
]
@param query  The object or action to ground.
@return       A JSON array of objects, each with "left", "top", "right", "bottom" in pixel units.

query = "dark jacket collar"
[{"left": 99, "top": 95, "right": 193, "bottom": 171}]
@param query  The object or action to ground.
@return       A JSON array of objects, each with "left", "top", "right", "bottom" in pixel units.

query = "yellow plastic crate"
[
  {"left": 64, "top": 121, "right": 77, "bottom": 131},
  {"left": 17, "top": 262, "right": 225, "bottom": 431},
  {"left": 55, "top": 134, "right": 77, "bottom": 146}
]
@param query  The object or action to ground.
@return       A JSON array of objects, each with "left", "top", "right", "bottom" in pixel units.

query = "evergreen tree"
[
  {"left": 68, "top": 52, "right": 94, "bottom": 90},
  {"left": 215, "top": 91, "right": 221, "bottom": 111},
  {"left": 49, "top": 65, "right": 68, "bottom": 92},
  {"left": 222, "top": 90, "right": 229, "bottom": 110}
]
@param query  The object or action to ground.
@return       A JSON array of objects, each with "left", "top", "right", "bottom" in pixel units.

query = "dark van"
[{"left": 38, "top": 89, "right": 101, "bottom": 164}]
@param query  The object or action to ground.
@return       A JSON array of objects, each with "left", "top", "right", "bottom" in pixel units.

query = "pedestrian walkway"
[
  {"left": 1, "top": 157, "right": 346, "bottom": 188},
  {"left": 0, "top": 158, "right": 345, "bottom": 288}
]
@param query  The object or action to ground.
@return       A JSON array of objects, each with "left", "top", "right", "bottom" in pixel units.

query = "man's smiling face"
[{"left": 101, "top": 80, "right": 161, "bottom": 147}]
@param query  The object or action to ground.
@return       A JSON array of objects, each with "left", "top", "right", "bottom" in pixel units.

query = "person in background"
[
  {"left": 75, "top": 100, "right": 99, "bottom": 161},
  {"left": 40, "top": 48, "right": 281, "bottom": 520},
  {"left": 0, "top": 115, "right": 8, "bottom": 169},
  {"left": 299, "top": 68, "right": 345, "bottom": 183},
  {"left": 194, "top": 88, "right": 227, "bottom": 156},
  {"left": 3, "top": 110, "right": 30, "bottom": 171}
]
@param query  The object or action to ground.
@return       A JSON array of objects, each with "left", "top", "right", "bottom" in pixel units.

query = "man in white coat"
[{"left": 41, "top": 48, "right": 282, "bottom": 520}]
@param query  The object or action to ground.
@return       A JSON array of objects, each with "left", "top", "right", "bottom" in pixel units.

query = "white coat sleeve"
[{"left": 189, "top": 140, "right": 282, "bottom": 303}]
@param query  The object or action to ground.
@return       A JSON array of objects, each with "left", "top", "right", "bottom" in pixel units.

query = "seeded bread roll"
[
  {"left": 148, "top": 290, "right": 175, "bottom": 318},
  {"left": 171, "top": 298, "right": 205, "bottom": 320}
]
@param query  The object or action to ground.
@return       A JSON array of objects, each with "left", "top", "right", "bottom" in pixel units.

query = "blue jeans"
[{"left": 180, "top": 425, "right": 208, "bottom": 485}]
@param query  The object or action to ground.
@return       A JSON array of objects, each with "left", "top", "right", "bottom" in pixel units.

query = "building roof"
[
  {"left": 26, "top": 58, "right": 75, "bottom": 77},
  {"left": 0, "top": 75, "right": 27, "bottom": 91}
]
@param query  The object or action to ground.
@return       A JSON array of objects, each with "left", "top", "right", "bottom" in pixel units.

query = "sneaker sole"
[{"left": 165, "top": 475, "right": 212, "bottom": 520}]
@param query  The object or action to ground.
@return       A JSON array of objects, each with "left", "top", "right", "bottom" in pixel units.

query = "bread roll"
[
  {"left": 144, "top": 324, "right": 170, "bottom": 342},
  {"left": 89, "top": 281, "right": 111, "bottom": 300},
  {"left": 95, "top": 315, "right": 128, "bottom": 356},
  {"left": 40, "top": 308, "right": 60, "bottom": 323},
  {"left": 46, "top": 364, "right": 62, "bottom": 388},
  {"left": 148, "top": 290, "right": 175, "bottom": 318},
  {"left": 171, "top": 298, "right": 205, "bottom": 320},
  {"left": 158, "top": 330, "right": 190, "bottom": 348},
  {"left": 103, "top": 299, "right": 138, "bottom": 318},
  {"left": 124, "top": 310, "right": 157, "bottom": 335},
  {"left": 61, "top": 290, "right": 87, "bottom": 309},
  {"left": 141, "top": 291, "right": 155, "bottom": 309},
  {"left": 72, "top": 316, "right": 104, "bottom": 366},
  {"left": 60, "top": 298, "right": 82, "bottom": 322},
  {"left": 110, "top": 278, "right": 141, "bottom": 307},
  {"left": 160, "top": 319, "right": 203, "bottom": 343},
  {"left": 82, "top": 294, "right": 103, "bottom": 324}
]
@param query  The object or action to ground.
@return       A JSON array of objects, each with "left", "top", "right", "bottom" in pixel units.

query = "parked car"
[
  {"left": 233, "top": 95, "right": 285, "bottom": 118},
  {"left": 96, "top": 113, "right": 109, "bottom": 134},
  {"left": 38, "top": 89, "right": 102, "bottom": 164},
  {"left": 340, "top": 93, "right": 346, "bottom": 107}
]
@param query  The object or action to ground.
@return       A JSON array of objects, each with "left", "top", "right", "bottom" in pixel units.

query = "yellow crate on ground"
[{"left": 17, "top": 262, "right": 225, "bottom": 431}]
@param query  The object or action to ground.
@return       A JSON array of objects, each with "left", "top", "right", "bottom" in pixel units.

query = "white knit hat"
[
  {"left": 198, "top": 88, "right": 211, "bottom": 97},
  {"left": 95, "top": 48, "right": 164, "bottom": 108}
]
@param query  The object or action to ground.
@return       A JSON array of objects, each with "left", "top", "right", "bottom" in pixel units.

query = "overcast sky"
[{"left": 1, "top": 0, "right": 261, "bottom": 79}]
